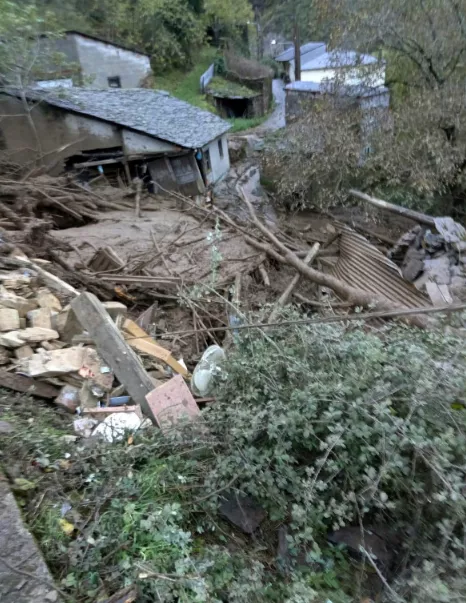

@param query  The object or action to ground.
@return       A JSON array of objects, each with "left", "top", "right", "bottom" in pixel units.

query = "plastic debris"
[{"left": 191, "top": 345, "right": 226, "bottom": 396}]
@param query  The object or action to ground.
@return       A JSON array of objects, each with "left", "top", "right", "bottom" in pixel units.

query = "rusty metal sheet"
[{"left": 329, "top": 226, "right": 430, "bottom": 308}]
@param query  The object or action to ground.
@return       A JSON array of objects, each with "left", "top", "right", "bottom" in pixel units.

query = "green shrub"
[{"left": 203, "top": 314, "right": 466, "bottom": 598}]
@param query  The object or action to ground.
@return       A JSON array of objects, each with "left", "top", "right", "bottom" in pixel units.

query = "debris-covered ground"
[{"left": 0, "top": 166, "right": 466, "bottom": 602}]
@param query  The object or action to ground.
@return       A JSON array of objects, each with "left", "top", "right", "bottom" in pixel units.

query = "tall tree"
[{"left": 202, "top": 0, "right": 253, "bottom": 47}]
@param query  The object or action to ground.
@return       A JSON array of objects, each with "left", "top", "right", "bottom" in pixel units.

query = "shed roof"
[
  {"left": 4, "top": 88, "right": 231, "bottom": 149},
  {"left": 275, "top": 42, "right": 325, "bottom": 62},
  {"left": 65, "top": 30, "right": 150, "bottom": 58},
  {"left": 301, "top": 50, "right": 379, "bottom": 71}
]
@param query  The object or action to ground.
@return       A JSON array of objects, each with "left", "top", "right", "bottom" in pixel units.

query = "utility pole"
[{"left": 293, "top": 17, "right": 301, "bottom": 81}]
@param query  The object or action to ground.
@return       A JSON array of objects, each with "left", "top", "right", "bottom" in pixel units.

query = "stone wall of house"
[
  {"left": 203, "top": 134, "right": 230, "bottom": 185},
  {"left": 0, "top": 96, "right": 122, "bottom": 172}
]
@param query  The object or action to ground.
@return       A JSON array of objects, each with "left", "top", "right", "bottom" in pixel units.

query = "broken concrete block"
[
  {"left": 79, "top": 348, "right": 113, "bottom": 391},
  {"left": 145, "top": 374, "right": 201, "bottom": 431},
  {"left": 423, "top": 256, "right": 451, "bottom": 285},
  {"left": 27, "top": 308, "right": 52, "bottom": 330},
  {"left": 41, "top": 340, "right": 67, "bottom": 351},
  {"left": 25, "top": 347, "right": 85, "bottom": 377},
  {"left": 14, "top": 345, "right": 34, "bottom": 360},
  {"left": 36, "top": 287, "right": 62, "bottom": 312},
  {"left": 0, "top": 308, "right": 20, "bottom": 332},
  {"left": 103, "top": 301, "right": 127, "bottom": 321},
  {"left": 18, "top": 327, "right": 59, "bottom": 343},
  {"left": 0, "top": 285, "right": 37, "bottom": 316},
  {"left": 55, "top": 385, "right": 80, "bottom": 413}
]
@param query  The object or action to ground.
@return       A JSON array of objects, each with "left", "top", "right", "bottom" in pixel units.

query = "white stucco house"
[{"left": 276, "top": 43, "right": 385, "bottom": 87}]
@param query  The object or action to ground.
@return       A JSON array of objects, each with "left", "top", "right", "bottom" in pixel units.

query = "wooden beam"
[
  {"left": 0, "top": 370, "right": 59, "bottom": 399},
  {"left": 349, "top": 189, "right": 436, "bottom": 227},
  {"left": 70, "top": 293, "right": 156, "bottom": 420},
  {"left": 122, "top": 318, "right": 189, "bottom": 377},
  {"left": 73, "top": 157, "right": 125, "bottom": 169}
]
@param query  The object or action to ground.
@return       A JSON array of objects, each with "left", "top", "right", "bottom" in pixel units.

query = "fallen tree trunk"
[
  {"left": 238, "top": 188, "right": 427, "bottom": 327},
  {"left": 349, "top": 189, "right": 436, "bottom": 228},
  {"left": 268, "top": 243, "right": 320, "bottom": 322}
]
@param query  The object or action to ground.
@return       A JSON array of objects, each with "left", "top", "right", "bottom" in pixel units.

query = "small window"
[
  {"left": 204, "top": 149, "right": 211, "bottom": 172},
  {"left": 218, "top": 138, "right": 224, "bottom": 159},
  {"left": 108, "top": 76, "right": 121, "bottom": 88}
]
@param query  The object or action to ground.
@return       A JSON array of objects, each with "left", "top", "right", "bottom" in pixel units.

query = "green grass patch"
[
  {"left": 206, "top": 76, "right": 258, "bottom": 98},
  {"left": 228, "top": 115, "right": 268, "bottom": 132},
  {"left": 153, "top": 46, "right": 218, "bottom": 112}
]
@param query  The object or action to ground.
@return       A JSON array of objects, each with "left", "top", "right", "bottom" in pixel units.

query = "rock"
[
  {"left": 0, "top": 346, "right": 11, "bottom": 365},
  {"left": 73, "top": 417, "right": 98, "bottom": 438},
  {"left": 219, "top": 493, "right": 266, "bottom": 534},
  {"left": 54, "top": 308, "right": 83, "bottom": 342},
  {"left": 55, "top": 385, "right": 80, "bottom": 413},
  {"left": 423, "top": 255, "right": 452, "bottom": 285},
  {"left": 102, "top": 301, "right": 127, "bottom": 321},
  {"left": 79, "top": 381, "right": 102, "bottom": 409},
  {"left": 0, "top": 309, "right": 20, "bottom": 332},
  {"left": 0, "top": 331, "right": 25, "bottom": 348},
  {"left": 92, "top": 411, "right": 142, "bottom": 443},
  {"left": 27, "top": 308, "right": 52, "bottom": 330},
  {"left": 24, "top": 347, "right": 85, "bottom": 377},
  {"left": 14, "top": 345, "right": 34, "bottom": 360},
  {"left": 328, "top": 526, "right": 393, "bottom": 568},
  {"left": 36, "top": 287, "right": 62, "bottom": 312},
  {"left": 401, "top": 248, "right": 426, "bottom": 282},
  {"left": 20, "top": 327, "right": 59, "bottom": 342},
  {"left": 0, "top": 286, "right": 37, "bottom": 316},
  {"left": 0, "top": 420, "right": 14, "bottom": 434},
  {"left": 228, "top": 137, "right": 248, "bottom": 164}
]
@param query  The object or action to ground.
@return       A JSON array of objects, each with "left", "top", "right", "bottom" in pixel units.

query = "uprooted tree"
[{"left": 265, "top": 0, "right": 466, "bottom": 213}]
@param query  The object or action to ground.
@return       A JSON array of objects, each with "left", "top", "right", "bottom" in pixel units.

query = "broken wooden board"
[
  {"left": 0, "top": 370, "right": 59, "bottom": 399},
  {"left": 122, "top": 318, "right": 189, "bottom": 377},
  {"left": 70, "top": 293, "right": 155, "bottom": 420},
  {"left": 87, "top": 247, "right": 125, "bottom": 273}
]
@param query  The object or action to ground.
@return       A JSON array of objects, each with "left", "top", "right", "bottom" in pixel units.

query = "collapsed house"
[{"left": 0, "top": 87, "right": 231, "bottom": 193}]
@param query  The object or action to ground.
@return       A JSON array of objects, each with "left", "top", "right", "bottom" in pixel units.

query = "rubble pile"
[
  {"left": 390, "top": 217, "right": 466, "bottom": 304},
  {"left": 0, "top": 246, "right": 208, "bottom": 443}
]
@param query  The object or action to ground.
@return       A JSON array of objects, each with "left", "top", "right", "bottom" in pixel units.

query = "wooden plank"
[
  {"left": 70, "top": 293, "right": 156, "bottom": 420},
  {"left": 122, "top": 318, "right": 189, "bottom": 377},
  {"left": 73, "top": 157, "right": 124, "bottom": 169},
  {"left": 0, "top": 370, "right": 59, "bottom": 399}
]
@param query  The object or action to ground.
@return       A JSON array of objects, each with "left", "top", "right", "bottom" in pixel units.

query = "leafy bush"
[{"left": 203, "top": 315, "right": 466, "bottom": 598}]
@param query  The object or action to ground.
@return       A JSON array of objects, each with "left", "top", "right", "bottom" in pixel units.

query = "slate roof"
[
  {"left": 5, "top": 88, "right": 231, "bottom": 149},
  {"left": 275, "top": 42, "right": 325, "bottom": 62},
  {"left": 286, "top": 81, "right": 389, "bottom": 98},
  {"left": 302, "top": 50, "right": 379, "bottom": 71}
]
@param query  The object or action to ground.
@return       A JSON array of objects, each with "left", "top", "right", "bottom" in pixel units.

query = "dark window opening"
[
  {"left": 108, "top": 76, "right": 121, "bottom": 88},
  {"left": 205, "top": 149, "right": 211, "bottom": 172},
  {"left": 218, "top": 138, "right": 224, "bottom": 159}
]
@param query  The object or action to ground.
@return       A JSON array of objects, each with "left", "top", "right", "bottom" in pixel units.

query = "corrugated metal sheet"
[{"left": 329, "top": 225, "right": 430, "bottom": 308}]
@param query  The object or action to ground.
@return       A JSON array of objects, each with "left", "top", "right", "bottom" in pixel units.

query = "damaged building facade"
[
  {"left": 0, "top": 88, "right": 231, "bottom": 194},
  {"left": 37, "top": 30, "right": 152, "bottom": 89}
]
